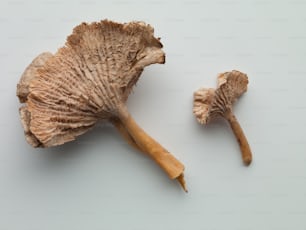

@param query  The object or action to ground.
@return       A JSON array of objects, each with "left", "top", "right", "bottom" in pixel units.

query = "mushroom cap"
[
  {"left": 17, "top": 20, "right": 165, "bottom": 147},
  {"left": 193, "top": 70, "right": 248, "bottom": 124},
  {"left": 17, "top": 52, "right": 53, "bottom": 103}
]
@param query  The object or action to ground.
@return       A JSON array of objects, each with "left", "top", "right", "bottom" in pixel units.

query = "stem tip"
[
  {"left": 177, "top": 173, "right": 188, "bottom": 193},
  {"left": 243, "top": 154, "right": 252, "bottom": 166}
]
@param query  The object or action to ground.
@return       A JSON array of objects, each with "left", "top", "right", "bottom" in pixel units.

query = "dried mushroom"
[
  {"left": 17, "top": 20, "right": 186, "bottom": 191},
  {"left": 193, "top": 70, "right": 252, "bottom": 165}
]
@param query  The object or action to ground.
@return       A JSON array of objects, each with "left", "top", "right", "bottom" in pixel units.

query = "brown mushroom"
[
  {"left": 193, "top": 70, "right": 252, "bottom": 165},
  {"left": 17, "top": 20, "right": 186, "bottom": 191}
]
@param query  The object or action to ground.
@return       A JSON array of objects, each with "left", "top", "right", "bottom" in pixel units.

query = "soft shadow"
[
  {"left": 193, "top": 116, "right": 231, "bottom": 135},
  {"left": 38, "top": 123, "right": 119, "bottom": 162}
]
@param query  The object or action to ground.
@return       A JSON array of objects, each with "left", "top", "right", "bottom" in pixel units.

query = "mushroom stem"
[
  {"left": 224, "top": 111, "right": 252, "bottom": 166},
  {"left": 112, "top": 119, "right": 145, "bottom": 153},
  {"left": 117, "top": 105, "right": 187, "bottom": 192}
]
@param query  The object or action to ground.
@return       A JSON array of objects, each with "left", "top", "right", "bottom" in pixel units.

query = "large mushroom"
[
  {"left": 17, "top": 20, "right": 186, "bottom": 191},
  {"left": 193, "top": 70, "right": 252, "bottom": 165}
]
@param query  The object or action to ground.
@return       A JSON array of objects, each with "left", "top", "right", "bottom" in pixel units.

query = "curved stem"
[
  {"left": 224, "top": 111, "right": 252, "bottom": 166},
  {"left": 117, "top": 105, "right": 187, "bottom": 192}
]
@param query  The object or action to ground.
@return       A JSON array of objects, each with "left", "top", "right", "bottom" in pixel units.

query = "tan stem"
[
  {"left": 117, "top": 105, "right": 187, "bottom": 192},
  {"left": 225, "top": 111, "right": 252, "bottom": 166},
  {"left": 112, "top": 119, "right": 145, "bottom": 153}
]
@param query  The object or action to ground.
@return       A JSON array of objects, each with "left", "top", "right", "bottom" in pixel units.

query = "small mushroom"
[
  {"left": 17, "top": 20, "right": 186, "bottom": 191},
  {"left": 193, "top": 70, "right": 252, "bottom": 165}
]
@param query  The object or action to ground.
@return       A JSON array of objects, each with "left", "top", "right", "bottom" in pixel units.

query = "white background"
[{"left": 1, "top": 0, "right": 306, "bottom": 229}]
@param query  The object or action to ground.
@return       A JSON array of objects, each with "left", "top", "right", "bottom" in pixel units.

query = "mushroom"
[
  {"left": 193, "top": 70, "right": 252, "bottom": 165},
  {"left": 17, "top": 20, "right": 186, "bottom": 191}
]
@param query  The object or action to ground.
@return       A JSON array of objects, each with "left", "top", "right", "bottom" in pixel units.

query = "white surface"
[{"left": 1, "top": 0, "right": 306, "bottom": 229}]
